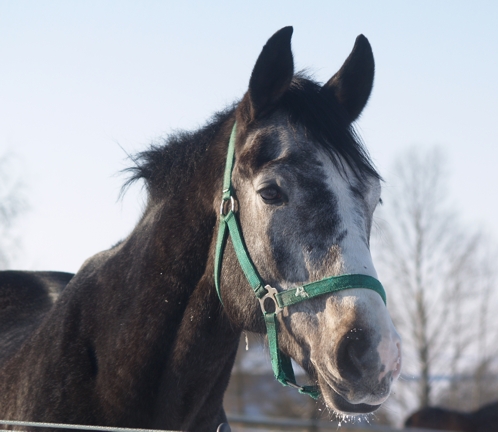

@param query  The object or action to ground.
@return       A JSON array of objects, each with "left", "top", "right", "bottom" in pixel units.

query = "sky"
[{"left": 1, "top": 1, "right": 498, "bottom": 273}]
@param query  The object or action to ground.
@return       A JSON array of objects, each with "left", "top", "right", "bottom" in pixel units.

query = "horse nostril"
[{"left": 336, "top": 328, "right": 371, "bottom": 381}]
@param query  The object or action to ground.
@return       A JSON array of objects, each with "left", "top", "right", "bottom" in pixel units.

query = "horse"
[
  {"left": 405, "top": 402, "right": 498, "bottom": 432},
  {"left": 0, "top": 27, "right": 401, "bottom": 431}
]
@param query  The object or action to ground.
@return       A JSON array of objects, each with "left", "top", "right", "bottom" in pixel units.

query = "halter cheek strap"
[{"left": 214, "top": 122, "right": 386, "bottom": 399}]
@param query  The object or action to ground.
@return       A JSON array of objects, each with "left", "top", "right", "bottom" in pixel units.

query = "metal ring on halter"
[
  {"left": 220, "top": 196, "right": 235, "bottom": 216},
  {"left": 259, "top": 285, "right": 283, "bottom": 315}
]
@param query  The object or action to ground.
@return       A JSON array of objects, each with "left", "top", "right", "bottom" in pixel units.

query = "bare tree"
[
  {"left": 0, "top": 153, "right": 27, "bottom": 268},
  {"left": 440, "top": 243, "right": 498, "bottom": 411},
  {"left": 372, "top": 147, "right": 497, "bottom": 418}
]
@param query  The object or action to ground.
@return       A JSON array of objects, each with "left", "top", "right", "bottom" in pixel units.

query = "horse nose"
[
  {"left": 336, "top": 328, "right": 375, "bottom": 381},
  {"left": 336, "top": 327, "right": 402, "bottom": 384}
]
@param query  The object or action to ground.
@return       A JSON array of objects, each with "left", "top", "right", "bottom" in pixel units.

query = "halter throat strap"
[{"left": 214, "top": 122, "right": 386, "bottom": 399}]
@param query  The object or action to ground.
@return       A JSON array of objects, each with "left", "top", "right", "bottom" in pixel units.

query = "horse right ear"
[{"left": 247, "top": 26, "right": 294, "bottom": 120}]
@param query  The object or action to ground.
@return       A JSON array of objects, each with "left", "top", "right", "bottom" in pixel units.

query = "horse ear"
[
  {"left": 322, "top": 35, "right": 374, "bottom": 123},
  {"left": 248, "top": 26, "right": 294, "bottom": 119}
]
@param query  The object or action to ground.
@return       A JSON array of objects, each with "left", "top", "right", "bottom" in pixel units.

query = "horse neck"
[{"left": 85, "top": 119, "right": 240, "bottom": 428}]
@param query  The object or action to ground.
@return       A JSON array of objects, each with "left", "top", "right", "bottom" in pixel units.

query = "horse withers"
[{"left": 0, "top": 27, "right": 401, "bottom": 431}]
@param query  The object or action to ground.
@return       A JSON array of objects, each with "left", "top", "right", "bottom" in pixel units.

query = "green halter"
[{"left": 214, "top": 122, "right": 386, "bottom": 399}]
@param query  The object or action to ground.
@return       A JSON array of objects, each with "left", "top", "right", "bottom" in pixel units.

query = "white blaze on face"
[
  {"left": 317, "top": 151, "right": 380, "bottom": 278},
  {"left": 316, "top": 151, "right": 402, "bottom": 403}
]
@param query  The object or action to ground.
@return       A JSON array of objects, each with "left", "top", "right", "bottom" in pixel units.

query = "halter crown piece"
[{"left": 214, "top": 122, "right": 387, "bottom": 399}]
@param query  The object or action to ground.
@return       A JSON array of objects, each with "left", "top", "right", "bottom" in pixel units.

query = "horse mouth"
[
  {"left": 314, "top": 365, "right": 385, "bottom": 415},
  {"left": 327, "top": 387, "right": 381, "bottom": 414}
]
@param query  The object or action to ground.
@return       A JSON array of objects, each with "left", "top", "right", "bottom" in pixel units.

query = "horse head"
[{"left": 216, "top": 27, "right": 401, "bottom": 415}]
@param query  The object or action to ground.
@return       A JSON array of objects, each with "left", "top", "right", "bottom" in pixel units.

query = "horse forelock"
[{"left": 270, "top": 74, "right": 380, "bottom": 181}]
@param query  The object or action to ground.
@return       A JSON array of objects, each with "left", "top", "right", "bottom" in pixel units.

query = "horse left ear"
[
  {"left": 247, "top": 26, "right": 294, "bottom": 120},
  {"left": 322, "top": 35, "right": 375, "bottom": 123}
]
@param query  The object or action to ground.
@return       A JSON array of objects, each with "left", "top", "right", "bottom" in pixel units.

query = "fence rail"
[
  {"left": 0, "top": 420, "right": 179, "bottom": 432},
  {"left": 0, "top": 417, "right": 457, "bottom": 432},
  {"left": 227, "top": 415, "right": 456, "bottom": 432}
]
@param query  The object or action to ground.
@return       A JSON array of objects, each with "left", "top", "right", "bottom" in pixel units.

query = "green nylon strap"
[
  {"left": 214, "top": 211, "right": 267, "bottom": 304},
  {"left": 276, "top": 274, "right": 386, "bottom": 307},
  {"left": 222, "top": 124, "right": 238, "bottom": 200},
  {"left": 265, "top": 313, "right": 293, "bottom": 385},
  {"left": 215, "top": 123, "right": 267, "bottom": 302},
  {"left": 224, "top": 212, "right": 267, "bottom": 297},
  {"left": 265, "top": 312, "right": 320, "bottom": 399},
  {"left": 214, "top": 216, "right": 229, "bottom": 305},
  {"left": 214, "top": 121, "right": 387, "bottom": 400}
]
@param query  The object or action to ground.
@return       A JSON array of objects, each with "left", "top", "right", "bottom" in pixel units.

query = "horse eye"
[{"left": 259, "top": 186, "right": 282, "bottom": 204}]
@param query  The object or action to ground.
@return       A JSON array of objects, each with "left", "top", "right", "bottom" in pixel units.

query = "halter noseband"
[{"left": 214, "top": 122, "right": 386, "bottom": 399}]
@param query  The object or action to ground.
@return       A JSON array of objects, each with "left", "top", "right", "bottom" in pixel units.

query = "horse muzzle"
[{"left": 312, "top": 322, "right": 402, "bottom": 414}]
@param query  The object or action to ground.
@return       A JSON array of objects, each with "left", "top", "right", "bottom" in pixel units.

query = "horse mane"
[
  {"left": 123, "top": 107, "right": 235, "bottom": 200},
  {"left": 124, "top": 74, "right": 380, "bottom": 201}
]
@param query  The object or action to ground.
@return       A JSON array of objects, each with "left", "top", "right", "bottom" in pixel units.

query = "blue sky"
[{"left": 1, "top": 1, "right": 497, "bottom": 272}]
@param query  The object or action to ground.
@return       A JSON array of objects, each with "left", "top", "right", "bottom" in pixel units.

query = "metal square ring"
[{"left": 259, "top": 285, "right": 282, "bottom": 315}]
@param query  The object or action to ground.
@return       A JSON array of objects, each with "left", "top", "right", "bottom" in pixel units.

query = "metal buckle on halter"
[
  {"left": 259, "top": 285, "right": 283, "bottom": 315},
  {"left": 219, "top": 194, "right": 235, "bottom": 216}
]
